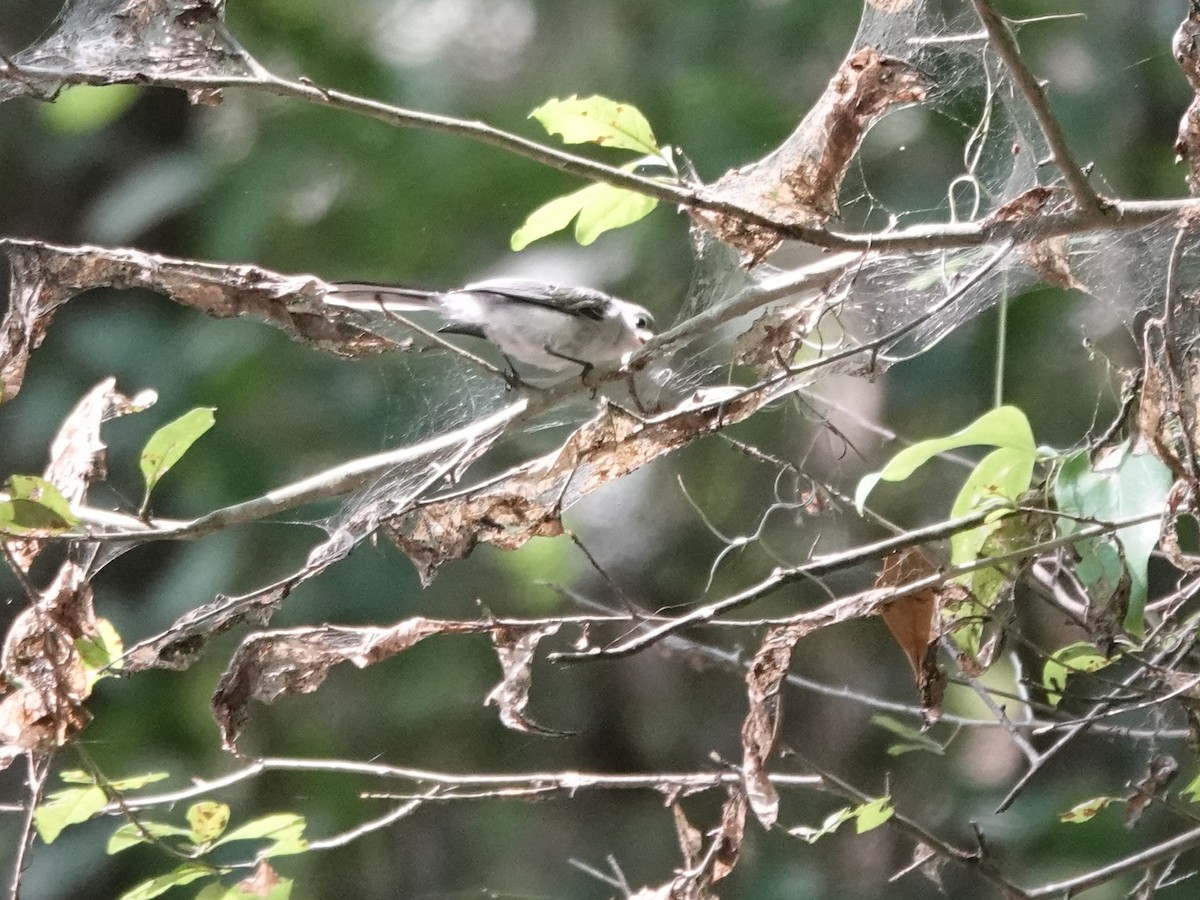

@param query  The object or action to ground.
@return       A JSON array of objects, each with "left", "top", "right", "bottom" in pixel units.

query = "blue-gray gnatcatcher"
[{"left": 326, "top": 278, "right": 655, "bottom": 375}]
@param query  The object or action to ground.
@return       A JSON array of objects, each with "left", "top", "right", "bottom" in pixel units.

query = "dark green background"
[{"left": 0, "top": 1, "right": 1193, "bottom": 897}]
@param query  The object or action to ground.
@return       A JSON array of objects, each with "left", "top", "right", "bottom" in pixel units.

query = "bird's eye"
[{"left": 635, "top": 313, "right": 654, "bottom": 330}]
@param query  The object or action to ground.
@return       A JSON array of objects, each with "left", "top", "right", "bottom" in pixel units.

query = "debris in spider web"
[
  {"left": 384, "top": 385, "right": 779, "bottom": 585},
  {"left": 484, "top": 623, "right": 570, "bottom": 735},
  {"left": 1138, "top": 304, "right": 1200, "bottom": 485},
  {"left": 711, "top": 787, "right": 748, "bottom": 882},
  {"left": 124, "top": 578, "right": 295, "bottom": 672},
  {"left": 0, "top": 561, "right": 98, "bottom": 766},
  {"left": 691, "top": 47, "right": 927, "bottom": 265},
  {"left": 733, "top": 297, "right": 826, "bottom": 377},
  {"left": 0, "top": 379, "right": 152, "bottom": 765},
  {"left": 741, "top": 623, "right": 808, "bottom": 829},
  {"left": 1, "top": 0, "right": 256, "bottom": 104},
  {"left": 0, "top": 240, "right": 393, "bottom": 402},
  {"left": 211, "top": 616, "right": 486, "bottom": 748},
  {"left": 1174, "top": 3, "right": 1200, "bottom": 194},
  {"left": 875, "top": 548, "right": 946, "bottom": 726},
  {"left": 1160, "top": 481, "right": 1200, "bottom": 571},
  {"left": 985, "top": 187, "right": 1091, "bottom": 293},
  {"left": 1124, "top": 754, "right": 1179, "bottom": 828},
  {"left": 672, "top": 804, "right": 704, "bottom": 871}
]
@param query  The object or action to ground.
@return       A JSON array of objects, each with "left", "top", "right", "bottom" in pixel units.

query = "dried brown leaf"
[
  {"left": 876, "top": 548, "right": 946, "bottom": 725},
  {"left": 733, "top": 300, "right": 823, "bottom": 376},
  {"left": 484, "top": 623, "right": 566, "bottom": 735},
  {"left": 0, "top": 240, "right": 392, "bottom": 403},
  {"left": 385, "top": 387, "right": 774, "bottom": 583},
  {"left": 1139, "top": 309, "right": 1200, "bottom": 483},
  {"left": 672, "top": 804, "right": 704, "bottom": 869},
  {"left": 741, "top": 623, "right": 808, "bottom": 828},
  {"left": 1124, "top": 754, "right": 1179, "bottom": 828},
  {"left": 236, "top": 860, "right": 283, "bottom": 897},
  {"left": 212, "top": 616, "right": 483, "bottom": 748},
  {"left": 711, "top": 788, "right": 748, "bottom": 882},
  {"left": 1020, "top": 236, "right": 1088, "bottom": 293},
  {"left": 691, "top": 47, "right": 927, "bottom": 264}
]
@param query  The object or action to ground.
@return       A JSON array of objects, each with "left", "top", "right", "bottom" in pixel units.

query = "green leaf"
[
  {"left": 35, "top": 785, "right": 108, "bottom": 843},
  {"left": 788, "top": 797, "right": 893, "bottom": 843},
  {"left": 117, "top": 863, "right": 215, "bottom": 900},
  {"left": 855, "top": 406, "right": 1037, "bottom": 513},
  {"left": 108, "top": 820, "right": 194, "bottom": 855},
  {"left": 1181, "top": 771, "right": 1200, "bottom": 802},
  {"left": 76, "top": 617, "right": 125, "bottom": 687},
  {"left": 187, "top": 801, "right": 230, "bottom": 844},
  {"left": 788, "top": 806, "right": 855, "bottom": 844},
  {"left": 1053, "top": 443, "right": 1173, "bottom": 635},
  {"left": 1059, "top": 796, "right": 1117, "bottom": 823},
  {"left": 61, "top": 769, "right": 166, "bottom": 790},
  {"left": 0, "top": 475, "right": 79, "bottom": 534},
  {"left": 870, "top": 715, "right": 945, "bottom": 755},
  {"left": 140, "top": 407, "right": 215, "bottom": 508},
  {"left": 529, "top": 95, "right": 660, "bottom": 155},
  {"left": 43, "top": 85, "right": 140, "bottom": 134},
  {"left": 511, "top": 181, "right": 657, "bottom": 250},
  {"left": 853, "top": 796, "right": 894, "bottom": 833},
  {"left": 214, "top": 813, "right": 307, "bottom": 857},
  {"left": 1042, "top": 641, "right": 1116, "bottom": 707},
  {"left": 108, "top": 772, "right": 169, "bottom": 791}
]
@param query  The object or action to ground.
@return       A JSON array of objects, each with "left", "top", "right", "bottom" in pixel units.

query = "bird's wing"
[{"left": 460, "top": 278, "right": 610, "bottom": 321}]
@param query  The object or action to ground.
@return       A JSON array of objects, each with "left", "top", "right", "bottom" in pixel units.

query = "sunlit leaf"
[
  {"left": 529, "top": 95, "right": 660, "bottom": 155},
  {"left": 855, "top": 406, "right": 1037, "bottom": 513},
  {"left": 853, "top": 796, "right": 894, "bottom": 833},
  {"left": 108, "top": 820, "right": 193, "bottom": 854},
  {"left": 1042, "top": 641, "right": 1116, "bottom": 707},
  {"left": 1059, "top": 796, "right": 1116, "bottom": 823},
  {"left": 511, "top": 182, "right": 657, "bottom": 250},
  {"left": 139, "top": 407, "right": 215, "bottom": 509},
  {"left": 215, "top": 813, "right": 307, "bottom": 857},
  {"left": 76, "top": 617, "right": 125, "bottom": 688},
  {"left": 116, "top": 862, "right": 215, "bottom": 900},
  {"left": 0, "top": 474, "right": 79, "bottom": 533},
  {"left": 35, "top": 785, "right": 107, "bottom": 843},
  {"left": 187, "top": 801, "right": 230, "bottom": 844},
  {"left": 1181, "top": 771, "right": 1200, "bottom": 802}
]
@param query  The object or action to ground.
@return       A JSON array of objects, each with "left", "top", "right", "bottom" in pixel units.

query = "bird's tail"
[{"left": 325, "top": 282, "right": 441, "bottom": 313}]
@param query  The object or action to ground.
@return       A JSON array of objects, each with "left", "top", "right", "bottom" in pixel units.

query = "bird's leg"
[{"left": 543, "top": 346, "right": 599, "bottom": 396}]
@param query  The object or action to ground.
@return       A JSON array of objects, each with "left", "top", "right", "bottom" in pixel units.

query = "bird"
[{"left": 325, "top": 277, "right": 655, "bottom": 377}]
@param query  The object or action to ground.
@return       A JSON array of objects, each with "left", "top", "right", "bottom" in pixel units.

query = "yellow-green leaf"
[
  {"left": 108, "top": 820, "right": 193, "bottom": 855},
  {"left": 187, "top": 801, "right": 230, "bottom": 844},
  {"left": 35, "top": 785, "right": 107, "bottom": 843},
  {"left": 0, "top": 474, "right": 78, "bottom": 534},
  {"left": 855, "top": 405, "right": 1037, "bottom": 513},
  {"left": 853, "top": 796, "right": 894, "bottom": 833},
  {"left": 116, "top": 862, "right": 215, "bottom": 900},
  {"left": 139, "top": 407, "right": 215, "bottom": 508},
  {"left": 512, "top": 181, "right": 657, "bottom": 250},
  {"left": 1059, "top": 796, "right": 1116, "bottom": 823},
  {"left": 215, "top": 813, "right": 307, "bottom": 857},
  {"left": 529, "top": 95, "right": 659, "bottom": 155}
]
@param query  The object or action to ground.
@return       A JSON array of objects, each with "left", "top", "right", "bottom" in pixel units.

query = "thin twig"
[{"left": 971, "top": 0, "right": 1104, "bottom": 216}]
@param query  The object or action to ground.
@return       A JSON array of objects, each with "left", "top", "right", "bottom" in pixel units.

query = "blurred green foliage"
[{"left": 1, "top": 1, "right": 1197, "bottom": 898}]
